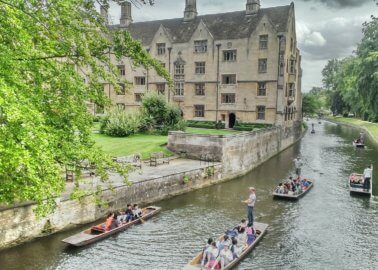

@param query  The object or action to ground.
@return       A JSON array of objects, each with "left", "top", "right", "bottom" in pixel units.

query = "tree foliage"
[
  {"left": 0, "top": 0, "right": 168, "bottom": 215},
  {"left": 320, "top": 14, "right": 378, "bottom": 121}
]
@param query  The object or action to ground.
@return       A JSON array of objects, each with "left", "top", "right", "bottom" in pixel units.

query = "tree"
[
  {"left": 356, "top": 15, "right": 378, "bottom": 121},
  {"left": 0, "top": 0, "right": 169, "bottom": 215},
  {"left": 302, "top": 93, "right": 320, "bottom": 116}
]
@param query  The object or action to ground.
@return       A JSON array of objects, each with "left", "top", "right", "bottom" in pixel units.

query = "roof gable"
[{"left": 113, "top": 5, "right": 291, "bottom": 46}]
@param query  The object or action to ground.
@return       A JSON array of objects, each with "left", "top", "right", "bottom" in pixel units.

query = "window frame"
[
  {"left": 134, "top": 93, "right": 142, "bottom": 102},
  {"left": 195, "top": 83, "right": 205, "bottom": 96},
  {"left": 195, "top": 62, "right": 206, "bottom": 74},
  {"left": 259, "top": 35, "right": 268, "bottom": 50},
  {"left": 223, "top": 50, "right": 237, "bottom": 62},
  {"left": 221, "top": 93, "right": 236, "bottom": 104},
  {"left": 258, "top": 58, "right": 267, "bottom": 73},
  {"left": 134, "top": 76, "right": 146, "bottom": 86},
  {"left": 174, "top": 81, "right": 184, "bottom": 96},
  {"left": 116, "top": 103, "right": 125, "bottom": 110},
  {"left": 117, "top": 65, "right": 126, "bottom": 76},
  {"left": 156, "top": 83, "right": 165, "bottom": 95},
  {"left": 194, "top": 40, "right": 208, "bottom": 53},
  {"left": 257, "top": 82, "right": 266, "bottom": 96},
  {"left": 257, "top": 105, "right": 266, "bottom": 120},
  {"left": 156, "top": 43, "right": 166, "bottom": 55},
  {"left": 221, "top": 74, "right": 237, "bottom": 85},
  {"left": 194, "top": 104, "right": 205, "bottom": 117}
]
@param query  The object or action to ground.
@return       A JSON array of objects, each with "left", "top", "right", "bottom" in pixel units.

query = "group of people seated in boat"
[
  {"left": 349, "top": 174, "right": 364, "bottom": 185},
  {"left": 201, "top": 219, "right": 257, "bottom": 269},
  {"left": 275, "top": 176, "right": 311, "bottom": 195},
  {"left": 354, "top": 138, "right": 364, "bottom": 144},
  {"left": 95, "top": 204, "right": 143, "bottom": 232}
]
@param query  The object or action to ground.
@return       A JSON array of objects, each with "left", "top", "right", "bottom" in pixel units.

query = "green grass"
[
  {"left": 328, "top": 117, "right": 378, "bottom": 142},
  {"left": 93, "top": 133, "right": 171, "bottom": 159},
  {"left": 185, "top": 127, "right": 240, "bottom": 135}
]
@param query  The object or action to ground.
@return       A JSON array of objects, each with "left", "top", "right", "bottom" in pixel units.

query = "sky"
[{"left": 108, "top": 0, "right": 377, "bottom": 92}]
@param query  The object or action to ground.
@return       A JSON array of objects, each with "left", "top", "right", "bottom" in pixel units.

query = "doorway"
[{"left": 228, "top": 113, "right": 236, "bottom": 128}]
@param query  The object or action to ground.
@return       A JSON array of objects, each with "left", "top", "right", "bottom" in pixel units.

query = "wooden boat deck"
[
  {"left": 61, "top": 206, "right": 161, "bottom": 246},
  {"left": 272, "top": 181, "right": 314, "bottom": 200},
  {"left": 183, "top": 222, "right": 268, "bottom": 270}
]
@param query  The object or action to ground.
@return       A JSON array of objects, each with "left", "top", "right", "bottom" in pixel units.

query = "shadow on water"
[{"left": 0, "top": 120, "right": 377, "bottom": 270}]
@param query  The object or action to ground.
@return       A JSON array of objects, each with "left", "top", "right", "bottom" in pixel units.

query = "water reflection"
[{"left": 0, "top": 121, "right": 377, "bottom": 270}]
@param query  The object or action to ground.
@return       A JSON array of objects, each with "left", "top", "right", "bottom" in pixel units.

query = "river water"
[{"left": 1, "top": 121, "right": 377, "bottom": 270}]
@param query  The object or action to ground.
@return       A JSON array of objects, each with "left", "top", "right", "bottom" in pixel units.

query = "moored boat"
[
  {"left": 349, "top": 167, "right": 373, "bottom": 196},
  {"left": 183, "top": 222, "right": 268, "bottom": 270},
  {"left": 352, "top": 140, "right": 365, "bottom": 148},
  {"left": 273, "top": 180, "right": 314, "bottom": 199},
  {"left": 61, "top": 206, "right": 161, "bottom": 246}
]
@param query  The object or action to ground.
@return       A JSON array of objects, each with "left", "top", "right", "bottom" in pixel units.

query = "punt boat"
[
  {"left": 310, "top": 129, "right": 315, "bottom": 134},
  {"left": 349, "top": 167, "right": 373, "bottom": 196},
  {"left": 61, "top": 206, "right": 161, "bottom": 246},
  {"left": 352, "top": 140, "right": 365, "bottom": 148},
  {"left": 183, "top": 222, "right": 268, "bottom": 270},
  {"left": 272, "top": 180, "right": 314, "bottom": 199}
]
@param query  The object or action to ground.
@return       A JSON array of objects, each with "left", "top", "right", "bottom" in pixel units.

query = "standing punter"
[
  {"left": 242, "top": 187, "right": 256, "bottom": 226},
  {"left": 294, "top": 157, "right": 303, "bottom": 177}
]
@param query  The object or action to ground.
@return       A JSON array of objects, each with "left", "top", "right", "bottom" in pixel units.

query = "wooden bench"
[
  {"left": 113, "top": 154, "right": 142, "bottom": 169},
  {"left": 149, "top": 152, "right": 169, "bottom": 167}
]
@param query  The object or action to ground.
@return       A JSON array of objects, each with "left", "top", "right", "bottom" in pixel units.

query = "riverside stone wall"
[
  {"left": 0, "top": 165, "right": 222, "bottom": 250},
  {"left": 168, "top": 121, "right": 302, "bottom": 173}
]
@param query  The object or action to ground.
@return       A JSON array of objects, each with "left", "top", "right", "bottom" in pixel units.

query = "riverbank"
[
  {"left": 0, "top": 122, "right": 303, "bottom": 250},
  {"left": 326, "top": 117, "right": 378, "bottom": 145}
]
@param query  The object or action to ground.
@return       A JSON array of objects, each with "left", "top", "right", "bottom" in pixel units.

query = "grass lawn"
[
  {"left": 93, "top": 128, "right": 239, "bottom": 158},
  {"left": 328, "top": 117, "right": 378, "bottom": 142},
  {"left": 185, "top": 127, "right": 240, "bottom": 135},
  {"left": 93, "top": 133, "right": 171, "bottom": 159}
]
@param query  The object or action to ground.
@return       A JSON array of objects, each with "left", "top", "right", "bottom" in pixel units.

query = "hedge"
[{"left": 187, "top": 120, "right": 225, "bottom": 129}]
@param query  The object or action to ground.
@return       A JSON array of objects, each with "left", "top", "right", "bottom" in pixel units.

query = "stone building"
[{"left": 96, "top": 0, "right": 302, "bottom": 128}]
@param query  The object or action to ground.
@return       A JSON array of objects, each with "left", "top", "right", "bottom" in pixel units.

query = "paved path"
[{"left": 62, "top": 158, "right": 220, "bottom": 200}]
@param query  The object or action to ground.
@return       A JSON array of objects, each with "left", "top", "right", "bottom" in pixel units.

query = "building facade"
[{"left": 96, "top": 0, "right": 302, "bottom": 128}]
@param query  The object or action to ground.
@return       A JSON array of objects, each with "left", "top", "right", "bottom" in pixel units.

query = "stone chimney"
[
  {"left": 246, "top": 0, "right": 260, "bottom": 15},
  {"left": 184, "top": 0, "right": 197, "bottom": 22},
  {"left": 100, "top": 5, "right": 108, "bottom": 24},
  {"left": 120, "top": 1, "right": 132, "bottom": 27}
]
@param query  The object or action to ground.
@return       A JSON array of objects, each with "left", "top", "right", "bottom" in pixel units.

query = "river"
[{"left": 1, "top": 120, "right": 377, "bottom": 270}]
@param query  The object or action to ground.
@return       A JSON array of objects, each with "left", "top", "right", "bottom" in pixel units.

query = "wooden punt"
[
  {"left": 352, "top": 141, "right": 365, "bottom": 148},
  {"left": 183, "top": 222, "right": 268, "bottom": 270},
  {"left": 310, "top": 129, "right": 315, "bottom": 134},
  {"left": 349, "top": 167, "right": 373, "bottom": 196},
  {"left": 61, "top": 206, "right": 161, "bottom": 246},
  {"left": 272, "top": 181, "right": 314, "bottom": 200}
]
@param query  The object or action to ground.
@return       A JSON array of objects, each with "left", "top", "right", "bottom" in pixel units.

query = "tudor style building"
[{"left": 95, "top": 0, "right": 302, "bottom": 128}]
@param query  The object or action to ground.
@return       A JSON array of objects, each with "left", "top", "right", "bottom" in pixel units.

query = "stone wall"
[
  {"left": 0, "top": 165, "right": 222, "bottom": 250},
  {"left": 168, "top": 121, "right": 302, "bottom": 174}
]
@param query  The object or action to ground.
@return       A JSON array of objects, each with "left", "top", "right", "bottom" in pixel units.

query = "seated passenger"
[
  {"left": 230, "top": 238, "right": 242, "bottom": 259},
  {"left": 236, "top": 227, "right": 248, "bottom": 249},
  {"left": 216, "top": 235, "right": 231, "bottom": 251},
  {"left": 215, "top": 244, "right": 234, "bottom": 270},
  {"left": 104, "top": 213, "right": 114, "bottom": 231},
  {"left": 132, "top": 204, "right": 142, "bottom": 219},
  {"left": 302, "top": 179, "right": 310, "bottom": 188},
  {"left": 275, "top": 183, "right": 285, "bottom": 194},
  {"left": 201, "top": 238, "right": 213, "bottom": 266},
  {"left": 246, "top": 224, "right": 256, "bottom": 245},
  {"left": 124, "top": 204, "right": 134, "bottom": 222},
  {"left": 234, "top": 219, "right": 247, "bottom": 233},
  {"left": 205, "top": 242, "right": 219, "bottom": 269}
]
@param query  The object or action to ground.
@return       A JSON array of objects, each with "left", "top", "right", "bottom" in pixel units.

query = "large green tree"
[{"left": 0, "top": 0, "right": 169, "bottom": 215}]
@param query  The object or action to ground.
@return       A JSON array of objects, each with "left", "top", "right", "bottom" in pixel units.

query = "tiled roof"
[{"left": 111, "top": 5, "right": 292, "bottom": 46}]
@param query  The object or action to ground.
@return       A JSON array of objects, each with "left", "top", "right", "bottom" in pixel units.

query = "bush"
[
  {"left": 140, "top": 92, "right": 186, "bottom": 134},
  {"left": 233, "top": 122, "right": 270, "bottom": 131},
  {"left": 187, "top": 120, "right": 225, "bottom": 129},
  {"left": 100, "top": 108, "right": 140, "bottom": 137}
]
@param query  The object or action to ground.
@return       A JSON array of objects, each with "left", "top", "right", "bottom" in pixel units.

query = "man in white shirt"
[
  {"left": 294, "top": 157, "right": 303, "bottom": 177},
  {"left": 242, "top": 187, "right": 256, "bottom": 226},
  {"left": 363, "top": 165, "right": 373, "bottom": 190}
]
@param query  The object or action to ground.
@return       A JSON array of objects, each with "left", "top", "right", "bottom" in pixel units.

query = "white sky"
[{"left": 108, "top": 0, "right": 377, "bottom": 92}]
